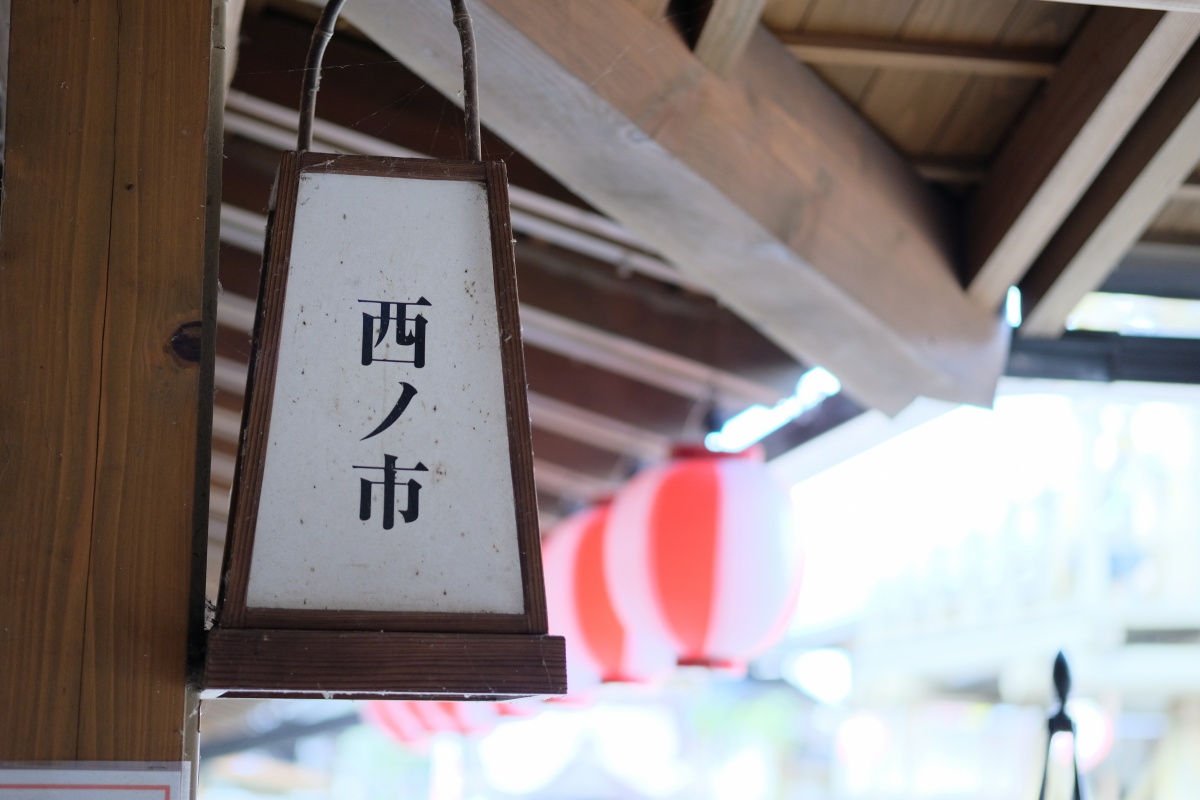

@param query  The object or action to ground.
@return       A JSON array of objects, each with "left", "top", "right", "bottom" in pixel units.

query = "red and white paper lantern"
[
  {"left": 543, "top": 505, "right": 676, "bottom": 688},
  {"left": 604, "top": 448, "right": 803, "bottom": 668}
]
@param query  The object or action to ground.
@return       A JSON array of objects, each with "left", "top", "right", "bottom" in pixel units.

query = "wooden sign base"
[{"left": 203, "top": 629, "right": 566, "bottom": 700}]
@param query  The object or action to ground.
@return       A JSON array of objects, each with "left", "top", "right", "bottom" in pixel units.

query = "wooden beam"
[
  {"left": 1175, "top": 181, "right": 1200, "bottom": 202},
  {"left": 695, "top": 0, "right": 769, "bottom": 76},
  {"left": 330, "top": 0, "right": 1009, "bottom": 413},
  {"left": 965, "top": 8, "right": 1200, "bottom": 307},
  {"left": 223, "top": 0, "right": 246, "bottom": 95},
  {"left": 211, "top": 451, "right": 237, "bottom": 485},
  {"left": 222, "top": 88, "right": 705, "bottom": 291},
  {"left": 1020, "top": 41, "right": 1200, "bottom": 336},
  {"left": 258, "top": 49, "right": 1180, "bottom": 222},
  {"left": 626, "top": 0, "right": 671, "bottom": 22},
  {"left": 778, "top": 33, "right": 1058, "bottom": 78},
  {"left": 520, "top": 306, "right": 785, "bottom": 407},
  {"left": 213, "top": 405, "right": 243, "bottom": 442},
  {"left": 533, "top": 460, "right": 623, "bottom": 502},
  {"left": 0, "top": 0, "right": 213, "bottom": 761},
  {"left": 221, "top": 91, "right": 707, "bottom": 292},
  {"left": 513, "top": 239, "right": 804, "bottom": 398},
  {"left": 913, "top": 158, "right": 990, "bottom": 184},
  {"left": 530, "top": 428, "right": 628, "bottom": 481},
  {"left": 214, "top": 354, "right": 249, "bottom": 394},
  {"left": 527, "top": 392, "right": 671, "bottom": 460},
  {"left": 1043, "top": 0, "right": 1200, "bottom": 12}
]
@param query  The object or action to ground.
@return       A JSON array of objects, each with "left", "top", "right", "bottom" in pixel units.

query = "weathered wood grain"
[
  {"left": 695, "top": 0, "right": 769, "bottom": 76},
  {"left": 626, "top": 0, "right": 671, "bottom": 21},
  {"left": 791, "top": 0, "right": 915, "bottom": 104},
  {"left": 780, "top": 33, "right": 1058, "bottom": 78},
  {"left": 329, "top": 0, "right": 1008, "bottom": 413},
  {"left": 1020, "top": 42, "right": 1200, "bottom": 336},
  {"left": 76, "top": 0, "right": 214, "bottom": 761},
  {"left": 0, "top": 0, "right": 214, "bottom": 762},
  {"left": 966, "top": 8, "right": 1200, "bottom": 307},
  {"left": 926, "top": 2, "right": 1088, "bottom": 161},
  {"left": 204, "top": 629, "right": 568, "bottom": 698},
  {"left": 1045, "top": 0, "right": 1200, "bottom": 10},
  {"left": 853, "top": 1, "right": 1023, "bottom": 156},
  {"left": 0, "top": 0, "right": 119, "bottom": 760}
]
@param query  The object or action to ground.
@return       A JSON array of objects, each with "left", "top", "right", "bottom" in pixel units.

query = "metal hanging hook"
[
  {"left": 296, "top": 0, "right": 483, "bottom": 162},
  {"left": 296, "top": 0, "right": 348, "bottom": 153}
]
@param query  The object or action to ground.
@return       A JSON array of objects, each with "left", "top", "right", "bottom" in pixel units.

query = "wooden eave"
[{"left": 205, "top": 0, "right": 1200, "bottom": 598}]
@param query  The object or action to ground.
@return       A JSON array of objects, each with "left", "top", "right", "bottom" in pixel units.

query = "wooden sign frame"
[{"left": 204, "top": 152, "right": 565, "bottom": 699}]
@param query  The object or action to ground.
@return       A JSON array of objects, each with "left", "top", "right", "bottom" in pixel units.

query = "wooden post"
[{"left": 0, "top": 0, "right": 216, "bottom": 764}]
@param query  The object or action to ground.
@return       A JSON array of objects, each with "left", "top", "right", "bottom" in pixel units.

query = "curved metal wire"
[
  {"left": 296, "top": 0, "right": 482, "bottom": 162},
  {"left": 450, "top": 0, "right": 482, "bottom": 161},
  {"left": 297, "top": 0, "right": 348, "bottom": 152}
]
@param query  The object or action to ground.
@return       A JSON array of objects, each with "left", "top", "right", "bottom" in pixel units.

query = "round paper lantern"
[
  {"left": 604, "top": 447, "right": 803, "bottom": 667},
  {"left": 543, "top": 505, "right": 676, "bottom": 688}
]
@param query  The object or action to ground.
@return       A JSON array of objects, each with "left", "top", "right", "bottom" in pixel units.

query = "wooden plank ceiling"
[{"left": 208, "top": 0, "right": 1200, "bottom": 598}]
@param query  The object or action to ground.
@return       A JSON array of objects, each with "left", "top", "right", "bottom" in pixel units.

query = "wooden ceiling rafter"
[
  {"left": 526, "top": 392, "right": 672, "bottom": 461},
  {"left": 210, "top": 491, "right": 230, "bottom": 524},
  {"left": 627, "top": 0, "right": 672, "bottom": 22},
  {"left": 777, "top": 32, "right": 1059, "bottom": 78},
  {"left": 532, "top": 460, "right": 623, "bottom": 504},
  {"left": 965, "top": 7, "right": 1200, "bottom": 308},
  {"left": 695, "top": 0, "right": 770, "bottom": 76},
  {"left": 322, "top": 0, "right": 1009, "bottom": 414},
  {"left": 1176, "top": 181, "right": 1200, "bottom": 203},
  {"left": 213, "top": 405, "right": 243, "bottom": 444},
  {"left": 1019, "top": 41, "right": 1200, "bottom": 336},
  {"left": 222, "top": 90, "right": 708, "bottom": 293},
  {"left": 912, "top": 158, "right": 989, "bottom": 184},
  {"left": 215, "top": 355, "right": 250, "bottom": 395},
  {"left": 225, "top": 89, "right": 649, "bottom": 251},
  {"left": 775, "top": 2, "right": 1086, "bottom": 162},
  {"left": 211, "top": 451, "right": 237, "bottom": 485},
  {"left": 519, "top": 305, "right": 787, "bottom": 408},
  {"left": 1045, "top": 0, "right": 1200, "bottom": 10}
]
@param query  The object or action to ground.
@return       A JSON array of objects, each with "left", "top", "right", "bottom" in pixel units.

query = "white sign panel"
[
  {"left": 233, "top": 158, "right": 534, "bottom": 619},
  {"left": 0, "top": 763, "right": 189, "bottom": 800}
]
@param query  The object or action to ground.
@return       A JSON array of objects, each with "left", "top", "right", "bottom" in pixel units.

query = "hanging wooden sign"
[{"left": 204, "top": 152, "right": 566, "bottom": 699}]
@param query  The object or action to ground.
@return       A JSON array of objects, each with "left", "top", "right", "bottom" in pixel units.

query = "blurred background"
[{"left": 199, "top": 378, "right": 1200, "bottom": 798}]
